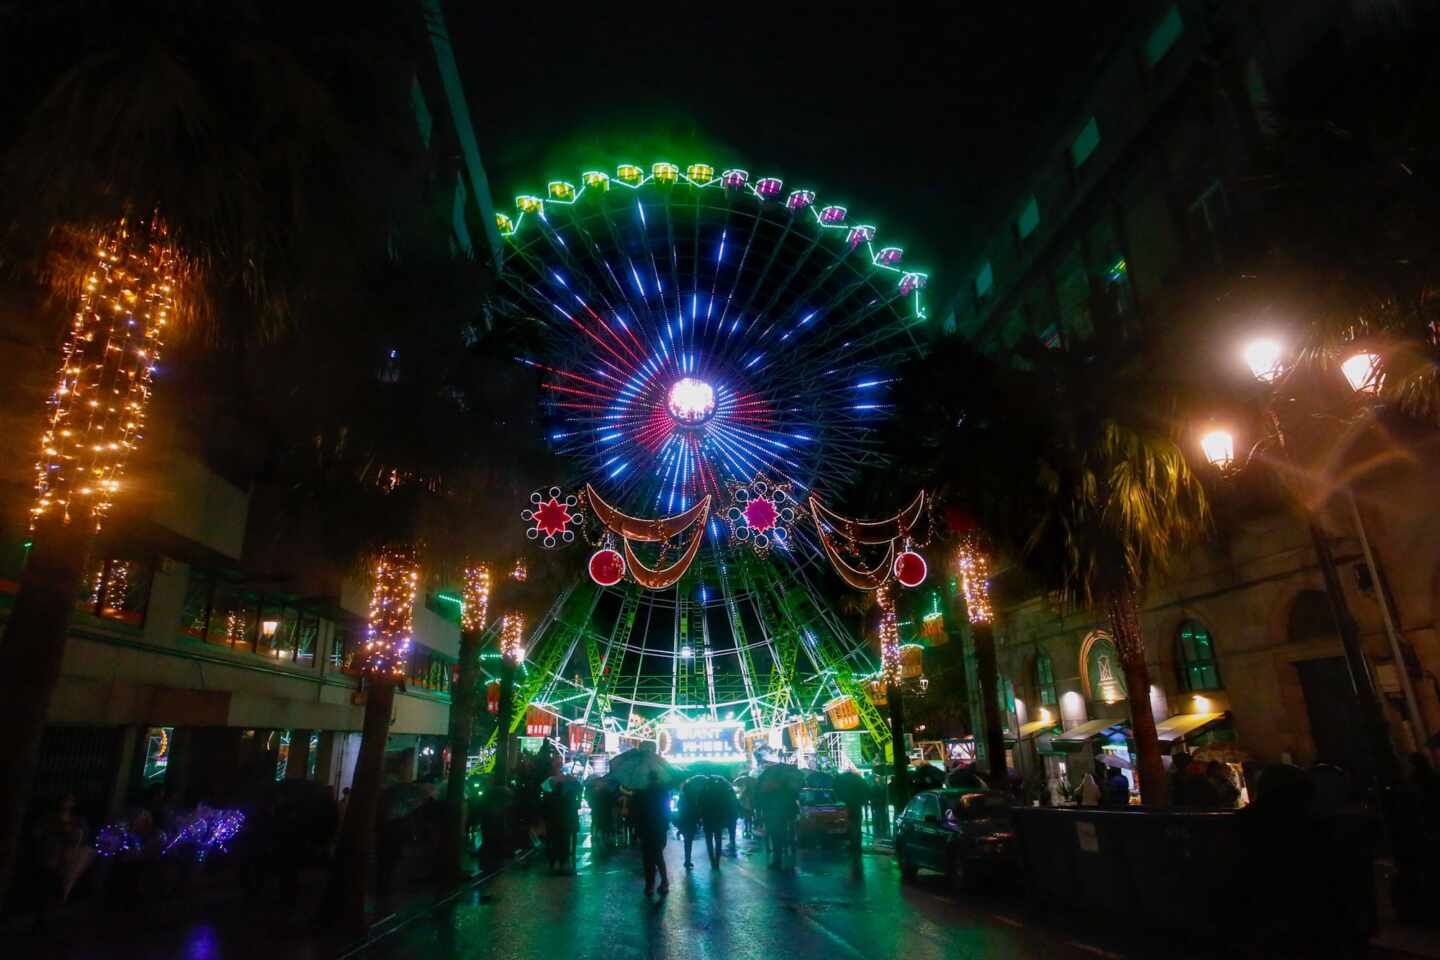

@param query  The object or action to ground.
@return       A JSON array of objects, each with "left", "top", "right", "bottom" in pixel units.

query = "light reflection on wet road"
[{"left": 355, "top": 836, "right": 1117, "bottom": 960}]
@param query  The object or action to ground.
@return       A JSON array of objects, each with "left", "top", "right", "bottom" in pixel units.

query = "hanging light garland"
[
  {"left": 877, "top": 582, "right": 902, "bottom": 687},
  {"left": 956, "top": 534, "right": 994, "bottom": 625},
  {"left": 33, "top": 219, "right": 177, "bottom": 532},
  {"left": 461, "top": 562, "right": 492, "bottom": 633},
  {"left": 365, "top": 546, "right": 419, "bottom": 678},
  {"left": 500, "top": 612, "right": 526, "bottom": 663}
]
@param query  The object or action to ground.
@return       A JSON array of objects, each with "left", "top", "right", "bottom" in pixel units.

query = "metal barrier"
[{"left": 1012, "top": 806, "right": 1377, "bottom": 949}]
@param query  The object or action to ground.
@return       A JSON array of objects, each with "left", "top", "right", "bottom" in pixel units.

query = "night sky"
[{"left": 449, "top": 2, "right": 1147, "bottom": 305}]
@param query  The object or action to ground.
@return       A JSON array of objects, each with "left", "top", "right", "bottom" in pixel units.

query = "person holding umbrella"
[
  {"left": 677, "top": 777, "right": 702, "bottom": 869},
  {"left": 700, "top": 777, "right": 738, "bottom": 868},
  {"left": 541, "top": 755, "right": 581, "bottom": 873},
  {"left": 635, "top": 770, "right": 670, "bottom": 896}
]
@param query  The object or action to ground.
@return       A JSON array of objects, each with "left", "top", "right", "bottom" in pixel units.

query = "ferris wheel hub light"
[{"left": 667, "top": 378, "right": 716, "bottom": 424}]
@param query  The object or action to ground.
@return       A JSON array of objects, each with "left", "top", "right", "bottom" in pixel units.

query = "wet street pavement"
[{"left": 353, "top": 835, "right": 1127, "bottom": 960}]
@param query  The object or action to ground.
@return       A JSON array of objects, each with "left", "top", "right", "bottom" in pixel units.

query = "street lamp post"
[{"left": 1201, "top": 339, "right": 1420, "bottom": 785}]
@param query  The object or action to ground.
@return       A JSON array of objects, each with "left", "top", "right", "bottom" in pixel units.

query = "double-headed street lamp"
[{"left": 1199, "top": 337, "right": 1426, "bottom": 783}]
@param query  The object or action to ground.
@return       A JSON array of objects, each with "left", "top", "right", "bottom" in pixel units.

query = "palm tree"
[
  {"left": 1020, "top": 335, "right": 1211, "bottom": 807},
  {"left": 0, "top": 3, "right": 422, "bottom": 897}
]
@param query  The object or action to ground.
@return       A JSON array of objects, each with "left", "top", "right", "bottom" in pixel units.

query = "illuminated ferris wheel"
[{"left": 488, "top": 161, "right": 929, "bottom": 754}]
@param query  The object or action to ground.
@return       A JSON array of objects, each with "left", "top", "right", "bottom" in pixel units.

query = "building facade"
[
  {"left": 941, "top": 0, "right": 1440, "bottom": 789},
  {"left": 0, "top": 451, "right": 463, "bottom": 827},
  {"left": 0, "top": 0, "right": 501, "bottom": 833}
]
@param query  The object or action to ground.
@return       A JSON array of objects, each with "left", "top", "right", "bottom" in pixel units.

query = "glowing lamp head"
[
  {"left": 1340, "top": 351, "right": 1382, "bottom": 394},
  {"left": 1200, "top": 429, "right": 1236, "bottom": 471},
  {"left": 667, "top": 377, "right": 716, "bottom": 424},
  {"left": 1243, "top": 337, "right": 1286, "bottom": 383}
]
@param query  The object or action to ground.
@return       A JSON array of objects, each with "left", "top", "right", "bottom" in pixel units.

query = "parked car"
[
  {"left": 796, "top": 787, "right": 848, "bottom": 845},
  {"left": 894, "top": 789, "right": 1018, "bottom": 890}
]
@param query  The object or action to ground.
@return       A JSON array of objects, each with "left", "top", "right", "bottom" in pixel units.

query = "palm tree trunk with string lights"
[
  {"left": 957, "top": 535, "right": 1008, "bottom": 785},
  {"left": 876, "top": 583, "right": 909, "bottom": 806},
  {"left": 1106, "top": 590, "right": 1167, "bottom": 807},
  {"left": 321, "top": 547, "right": 418, "bottom": 931},
  {"left": 972, "top": 621, "right": 1008, "bottom": 785},
  {"left": 0, "top": 222, "right": 175, "bottom": 899},
  {"left": 440, "top": 563, "right": 490, "bottom": 881}
]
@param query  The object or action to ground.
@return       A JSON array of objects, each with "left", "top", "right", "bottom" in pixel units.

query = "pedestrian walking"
[
  {"left": 542, "top": 757, "right": 581, "bottom": 873},
  {"left": 869, "top": 776, "right": 890, "bottom": 838},
  {"left": 1101, "top": 768, "right": 1130, "bottom": 807},
  {"left": 677, "top": 779, "right": 701, "bottom": 869},
  {"left": 636, "top": 771, "right": 670, "bottom": 896},
  {"left": 700, "top": 778, "right": 735, "bottom": 869}
]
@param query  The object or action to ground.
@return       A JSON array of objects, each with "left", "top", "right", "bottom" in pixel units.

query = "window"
[
  {"left": 1036, "top": 652, "right": 1057, "bottom": 706},
  {"left": 294, "top": 614, "right": 318, "bottom": 666},
  {"left": 330, "top": 627, "right": 356, "bottom": 671},
  {"left": 998, "top": 676, "right": 1015, "bottom": 715},
  {"left": 903, "top": 796, "right": 929, "bottom": 820},
  {"left": 77, "top": 557, "right": 152, "bottom": 626},
  {"left": 180, "top": 570, "right": 217, "bottom": 642},
  {"left": 1176, "top": 620, "right": 1221, "bottom": 691},
  {"left": 1016, "top": 196, "right": 1040, "bottom": 241},
  {"left": 407, "top": 644, "right": 454, "bottom": 695},
  {"left": 974, "top": 261, "right": 994, "bottom": 302},
  {"left": 1070, "top": 117, "right": 1100, "bottom": 169},
  {"left": 1081, "top": 632, "right": 1128, "bottom": 703},
  {"left": 1144, "top": 5, "right": 1183, "bottom": 67},
  {"left": 206, "top": 584, "right": 258, "bottom": 650}
]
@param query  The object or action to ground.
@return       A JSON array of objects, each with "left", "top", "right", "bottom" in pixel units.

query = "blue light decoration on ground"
[{"left": 486, "top": 159, "right": 930, "bottom": 756}]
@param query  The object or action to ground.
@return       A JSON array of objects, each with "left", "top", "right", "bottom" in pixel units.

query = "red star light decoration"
[
  {"left": 522, "top": 486, "right": 580, "bottom": 548},
  {"left": 725, "top": 475, "right": 795, "bottom": 555}
]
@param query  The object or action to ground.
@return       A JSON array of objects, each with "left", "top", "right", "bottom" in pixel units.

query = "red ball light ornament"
[
  {"left": 893, "top": 549, "right": 927, "bottom": 588},
  {"left": 589, "top": 548, "right": 626, "bottom": 587}
]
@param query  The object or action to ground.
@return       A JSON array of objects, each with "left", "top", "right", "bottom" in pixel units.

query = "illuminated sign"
[{"left": 657, "top": 720, "right": 747, "bottom": 762}]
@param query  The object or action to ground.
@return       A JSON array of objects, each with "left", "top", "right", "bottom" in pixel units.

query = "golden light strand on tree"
[
  {"left": 500, "top": 612, "right": 526, "bottom": 663},
  {"left": 877, "top": 582, "right": 902, "bottom": 687},
  {"left": 461, "top": 563, "right": 492, "bottom": 633},
  {"left": 956, "top": 534, "right": 994, "bottom": 625},
  {"left": 103, "top": 562, "right": 128, "bottom": 613},
  {"left": 366, "top": 546, "right": 419, "bottom": 678},
  {"left": 33, "top": 219, "right": 176, "bottom": 532}
]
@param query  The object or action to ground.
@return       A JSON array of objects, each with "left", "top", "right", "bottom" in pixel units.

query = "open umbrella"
[
  {"left": 607, "top": 745, "right": 677, "bottom": 790},
  {"left": 756, "top": 763, "right": 804, "bottom": 794},
  {"left": 944, "top": 766, "right": 990, "bottom": 790},
  {"left": 909, "top": 764, "right": 947, "bottom": 790},
  {"left": 381, "top": 782, "right": 438, "bottom": 821},
  {"left": 833, "top": 771, "right": 868, "bottom": 809},
  {"left": 803, "top": 770, "right": 835, "bottom": 788}
]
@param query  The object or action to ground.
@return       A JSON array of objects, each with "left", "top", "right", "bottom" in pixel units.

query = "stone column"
[
  {"left": 286, "top": 729, "right": 313, "bottom": 780},
  {"left": 313, "top": 730, "right": 339, "bottom": 794},
  {"left": 107, "top": 725, "right": 143, "bottom": 819}
]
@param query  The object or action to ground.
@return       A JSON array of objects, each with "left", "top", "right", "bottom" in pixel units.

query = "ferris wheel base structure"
[{"left": 482, "top": 545, "right": 891, "bottom": 769}]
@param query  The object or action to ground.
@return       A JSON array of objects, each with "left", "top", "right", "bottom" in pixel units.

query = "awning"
[
  {"left": 1019, "top": 719, "right": 1060, "bottom": 738},
  {"left": 1155, "top": 711, "right": 1228, "bottom": 743},
  {"left": 1051, "top": 718, "right": 1127, "bottom": 751}
]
